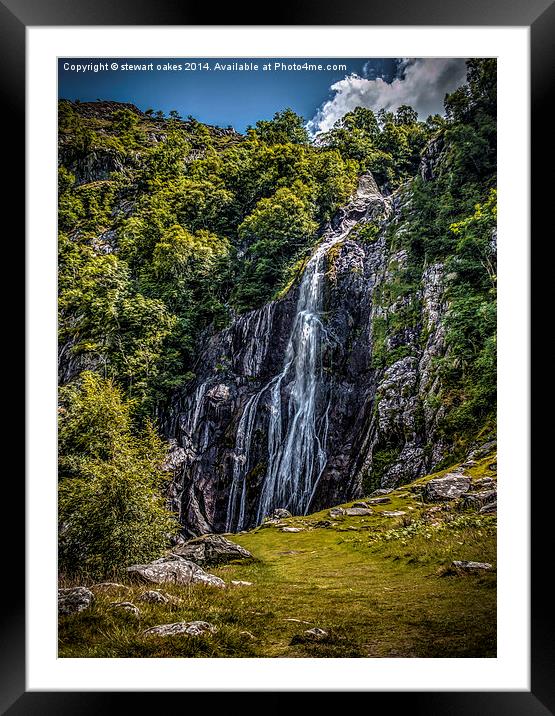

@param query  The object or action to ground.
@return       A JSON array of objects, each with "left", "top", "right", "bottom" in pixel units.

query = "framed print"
[{"left": 7, "top": 0, "right": 549, "bottom": 711}]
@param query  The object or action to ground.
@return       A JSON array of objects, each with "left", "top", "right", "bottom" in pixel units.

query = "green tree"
[
  {"left": 255, "top": 108, "right": 309, "bottom": 145},
  {"left": 58, "top": 372, "right": 178, "bottom": 578},
  {"left": 233, "top": 182, "right": 318, "bottom": 310}
]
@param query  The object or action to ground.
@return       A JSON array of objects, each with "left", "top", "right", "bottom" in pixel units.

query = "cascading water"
[{"left": 226, "top": 174, "right": 385, "bottom": 531}]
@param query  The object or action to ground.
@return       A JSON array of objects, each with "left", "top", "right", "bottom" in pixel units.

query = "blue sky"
[{"left": 58, "top": 57, "right": 468, "bottom": 134}]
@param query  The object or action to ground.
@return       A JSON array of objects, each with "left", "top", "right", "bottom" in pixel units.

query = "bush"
[{"left": 58, "top": 372, "right": 178, "bottom": 579}]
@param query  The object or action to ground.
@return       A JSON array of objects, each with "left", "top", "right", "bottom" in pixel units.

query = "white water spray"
[{"left": 226, "top": 175, "right": 385, "bottom": 530}]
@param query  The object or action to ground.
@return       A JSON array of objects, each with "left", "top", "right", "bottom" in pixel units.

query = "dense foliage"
[{"left": 58, "top": 372, "right": 178, "bottom": 578}]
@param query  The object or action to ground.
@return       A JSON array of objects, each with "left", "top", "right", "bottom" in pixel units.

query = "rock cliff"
[{"left": 162, "top": 148, "right": 460, "bottom": 536}]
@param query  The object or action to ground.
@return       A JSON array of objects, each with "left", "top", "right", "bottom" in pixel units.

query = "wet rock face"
[{"left": 162, "top": 162, "right": 456, "bottom": 536}]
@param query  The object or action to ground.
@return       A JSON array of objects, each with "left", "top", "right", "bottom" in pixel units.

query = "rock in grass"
[
  {"left": 290, "top": 627, "right": 329, "bottom": 645},
  {"left": 369, "top": 488, "right": 394, "bottom": 497},
  {"left": 466, "top": 440, "right": 496, "bottom": 460},
  {"left": 460, "top": 489, "right": 497, "bottom": 510},
  {"left": 452, "top": 560, "right": 493, "bottom": 572},
  {"left": 305, "top": 627, "right": 328, "bottom": 640},
  {"left": 312, "top": 519, "right": 334, "bottom": 528},
  {"left": 231, "top": 580, "right": 253, "bottom": 587},
  {"left": 479, "top": 502, "right": 497, "bottom": 514},
  {"left": 169, "top": 534, "right": 253, "bottom": 566},
  {"left": 281, "top": 526, "right": 303, "bottom": 533},
  {"left": 260, "top": 519, "right": 286, "bottom": 528},
  {"left": 329, "top": 507, "right": 346, "bottom": 517},
  {"left": 138, "top": 590, "right": 169, "bottom": 604},
  {"left": 471, "top": 477, "right": 496, "bottom": 491},
  {"left": 366, "top": 497, "right": 392, "bottom": 505},
  {"left": 127, "top": 559, "right": 225, "bottom": 588},
  {"left": 109, "top": 601, "right": 140, "bottom": 617},
  {"left": 143, "top": 620, "right": 217, "bottom": 638},
  {"left": 344, "top": 507, "right": 373, "bottom": 516},
  {"left": 352, "top": 501, "right": 370, "bottom": 508},
  {"left": 461, "top": 459, "right": 477, "bottom": 468},
  {"left": 423, "top": 474, "right": 471, "bottom": 502},
  {"left": 240, "top": 630, "right": 256, "bottom": 640},
  {"left": 271, "top": 508, "right": 292, "bottom": 519},
  {"left": 139, "top": 590, "right": 183, "bottom": 605},
  {"left": 58, "top": 587, "right": 94, "bottom": 616},
  {"left": 382, "top": 510, "right": 406, "bottom": 518}
]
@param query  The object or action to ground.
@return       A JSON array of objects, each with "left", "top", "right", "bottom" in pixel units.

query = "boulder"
[
  {"left": 461, "top": 489, "right": 497, "bottom": 510},
  {"left": 471, "top": 477, "right": 496, "bottom": 491},
  {"left": 58, "top": 587, "right": 94, "bottom": 616},
  {"left": 170, "top": 534, "right": 253, "bottom": 566},
  {"left": 452, "top": 560, "right": 493, "bottom": 572},
  {"left": 305, "top": 627, "right": 328, "bottom": 640},
  {"left": 423, "top": 474, "right": 471, "bottom": 501},
  {"left": 366, "top": 497, "right": 391, "bottom": 505},
  {"left": 231, "top": 580, "right": 253, "bottom": 587},
  {"left": 271, "top": 508, "right": 292, "bottom": 519},
  {"left": 369, "top": 488, "right": 394, "bottom": 497},
  {"left": 479, "top": 502, "right": 497, "bottom": 514},
  {"left": 127, "top": 559, "right": 225, "bottom": 588},
  {"left": 281, "top": 526, "right": 303, "bottom": 533},
  {"left": 460, "top": 459, "right": 477, "bottom": 468},
  {"left": 312, "top": 519, "right": 334, "bottom": 528},
  {"left": 382, "top": 510, "right": 406, "bottom": 518},
  {"left": 329, "top": 507, "right": 346, "bottom": 517},
  {"left": 143, "top": 620, "right": 217, "bottom": 637},
  {"left": 138, "top": 590, "right": 178, "bottom": 604},
  {"left": 109, "top": 601, "right": 140, "bottom": 618},
  {"left": 344, "top": 507, "right": 373, "bottom": 516},
  {"left": 466, "top": 441, "right": 497, "bottom": 460},
  {"left": 138, "top": 590, "right": 168, "bottom": 604},
  {"left": 352, "top": 502, "right": 370, "bottom": 508}
]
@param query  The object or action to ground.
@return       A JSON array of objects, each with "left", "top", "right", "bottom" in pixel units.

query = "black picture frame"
[{"left": 8, "top": 0, "right": 549, "bottom": 712}]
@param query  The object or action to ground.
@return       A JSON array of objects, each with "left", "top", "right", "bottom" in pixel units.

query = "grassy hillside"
[{"left": 59, "top": 452, "right": 496, "bottom": 658}]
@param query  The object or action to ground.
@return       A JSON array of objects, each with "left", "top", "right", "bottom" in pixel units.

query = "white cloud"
[{"left": 307, "top": 58, "right": 467, "bottom": 135}]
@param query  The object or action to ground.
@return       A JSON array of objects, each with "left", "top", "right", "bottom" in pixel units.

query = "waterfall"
[
  {"left": 225, "top": 174, "right": 385, "bottom": 529},
  {"left": 226, "top": 390, "right": 265, "bottom": 531},
  {"left": 180, "top": 381, "right": 209, "bottom": 453},
  {"left": 255, "top": 239, "right": 332, "bottom": 522}
]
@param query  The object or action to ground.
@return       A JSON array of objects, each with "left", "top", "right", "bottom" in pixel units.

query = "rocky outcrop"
[
  {"left": 58, "top": 145, "right": 135, "bottom": 186},
  {"left": 58, "top": 587, "right": 94, "bottom": 615}
]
